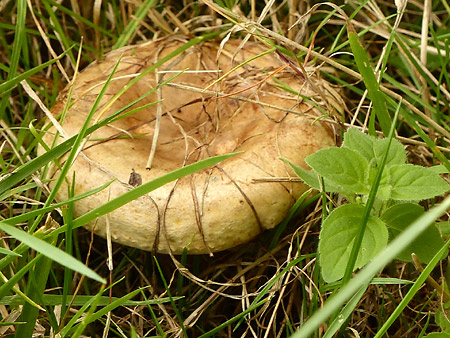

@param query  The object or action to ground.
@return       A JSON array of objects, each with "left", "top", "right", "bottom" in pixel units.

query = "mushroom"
[{"left": 40, "top": 36, "right": 340, "bottom": 254}]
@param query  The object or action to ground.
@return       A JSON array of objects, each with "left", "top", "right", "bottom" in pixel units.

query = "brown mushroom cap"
[{"left": 40, "top": 36, "right": 339, "bottom": 254}]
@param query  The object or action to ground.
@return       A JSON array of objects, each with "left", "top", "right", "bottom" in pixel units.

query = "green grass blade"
[
  {"left": 0, "top": 222, "right": 105, "bottom": 283},
  {"left": 0, "top": 294, "right": 179, "bottom": 306},
  {"left": 0, "top": 247, "right": 21, "bottom": 256},
  {"left": 43, "top": 0, "right": 114, "bottom": 39},
  {"left": 290, "top": 196, "right": 450, "bottom": 338},
  {"left": 5, "top": 180, "right": 114, "bottom": 225},
  {"left": 0, "top": 47, "right": 73, "bottom": 96},
  {"left": 0, "top": 255, "right": 40, "bottom": 303},
  {"left": 41, "top": 0, "right": 75, "bottom": 65},
  {"left": 0, "top": 129, "right": 91, "bottom": 195},
  {"left": 348, "top": 26, "right": 391, "bottom": 136},
  {"left": 113, "top": 0, "right": 157, "bottom": 49},
  {"left": 14, "top": 233, "right": 57, "bottom": 338},
  {"left": 68, "top": 287, "right": 148, "bottom": 337},
  {"left": 323, "top": 286, "right": 367, "bottom": 338},
  {"left": 396, "top": 101, "right": 450, "bottom": 172},
  {"left": 234, "top": 255, "right": 312, "bottom": 331},
  {"left": 154, "top": 257, "right": 187, "bottom": 337},
  {"left": 70, "top": 287, "right": 104, "bottom": 338},
  {"left": 59, "top": 292, "right": 97, "bottom": 337},
  {"left": 0, "top": 181, "right": 37, "bottom": 202},
  {"left": 392, "top": 31, "right": 439, "bottom": 97},
  {"left": 198, "top": 300, "right": 268, "bottom": 338},
  {"left": 61, "top": 175, "right": 75, "bottom": 320},
  {"left": 0, "top": 0, "right": 26, "bottom": 122}
]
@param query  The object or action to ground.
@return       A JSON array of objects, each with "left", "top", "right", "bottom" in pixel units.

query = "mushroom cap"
[{"left": 40, "top": 36, "right": 339, "bottom": 254}]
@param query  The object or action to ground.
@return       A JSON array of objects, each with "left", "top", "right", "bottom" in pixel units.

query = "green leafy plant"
[{"left": 286, "top": 127, "right": 449, "bottom": 283}]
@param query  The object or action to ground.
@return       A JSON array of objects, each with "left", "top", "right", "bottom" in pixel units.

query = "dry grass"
[{"left": 1, "top": 0, "right": 450, "bottom": 337}]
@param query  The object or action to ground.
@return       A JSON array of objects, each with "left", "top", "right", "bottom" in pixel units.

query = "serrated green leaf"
[
  {"left": 281, "top": 158, "right": 341, "bottom": 192},
  {"left": 429, "top": 165, "right": 449, "bottom": 174},
  {"left": 373, "top": 137, "right": 406, "bottom": 166},
  {"left": 282, "top": 159, "right": 320, "bottom": 189},
  {"left": 306, "top": 147, "right": 370, "bottom": 194},
  {"left": 367, "top": 165, "right": 392, "bottom": 201},
  {"left": 389, "top": 164, "right": 450, "bottom": 200},
  {"left": 435, "top": 307, "right": 450, "bottom": 332},
  {"left": 292, "top": 197, "right": 450, "bottom": 338},
  {"left": 437, "top": 221, "right": 450, "bottom": 237},
  {"left": 423, "top": 333, "right": 450, "bottom": 338},
  {"left": 319, "top": 204, "right": 388, "bottom": 283},
  {"left": 342, "top": 128, "right": 376, "bottom": 161},
  {"left": 381, "top": 203, "right": 446, "bottom": 263},
  {"left": 343, "top": 128, "right": 406, "bottom": 167}
]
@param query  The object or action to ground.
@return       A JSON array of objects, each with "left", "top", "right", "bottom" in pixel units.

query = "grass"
[{"left": 1, "top": 0, "right": 450, "bottom": 337}]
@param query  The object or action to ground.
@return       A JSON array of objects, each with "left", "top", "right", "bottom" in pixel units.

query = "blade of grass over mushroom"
[
  {"left": 95, "top": 32, "right": 221, "bottom": 123},
  {"left": 0, "top": 121, "right": 109, "bottom": 195},
  {"left": 0, "top": 87, "right": 173, "bottom": 275},
  {"left": 348, "top": 26, "right": 391, "bottom": 136},
  {"left": 5, "top": 180, "right": 114, "bottom": 226},
  {"left": 51, "top": 152, "right": 239, "bottom": 235},
  {"left": 27, "top": 50, "right": 122, "bottom": 236},
  {"left": 291, "top": 196, "right": 450, "bottom": 338},
  {"left": 0, "top": 222, "right": 105, "bottom": 283},
  {"left": 112, "top": 0, "right": 157, "bottom": 49},
  {"left": 373, "top": 238, "right": 450, "bottom": 338},
  {"left": 202, "top": 47, "right": 276, "bottom": 92},
  {"left": 0, "top": 0, "right": 26, "bottom": 122}
]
